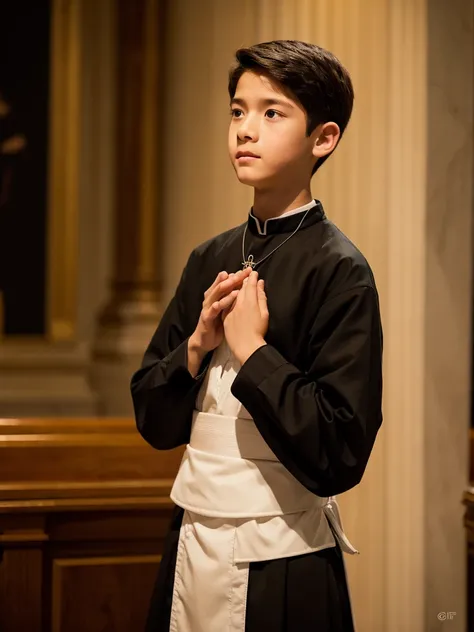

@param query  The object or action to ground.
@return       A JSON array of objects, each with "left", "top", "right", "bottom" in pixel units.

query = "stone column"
[
  {"left": 0, "top": 0, "right": 98, "bottom": 417},
  {"left": 91, "top": 0, "right": 164, "bottom": 415}
]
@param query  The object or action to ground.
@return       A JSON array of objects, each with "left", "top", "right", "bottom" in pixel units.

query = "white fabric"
[
  {"left": 169, "top": 339, "right": 358, "bottom": 631},
  {"left": 171, "top": 442, "right": 321, "bottom": 518},
  {"left": 188, "top": 411, "right": 277, "bottom": 460},
  {"left": 195, "top": 339, "right": 252, "bottom": 419},
  {"left": 169, "top": 511, "right": 249, "bottom": 632}
]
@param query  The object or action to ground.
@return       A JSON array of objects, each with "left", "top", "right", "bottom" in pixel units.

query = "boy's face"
[{"left": 228, "top": 71, "right": 336, "bottom": 189}]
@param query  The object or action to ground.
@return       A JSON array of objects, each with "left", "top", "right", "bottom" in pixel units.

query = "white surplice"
[{"left": 168, "top": 339, "right": 357, "bottom": 632}]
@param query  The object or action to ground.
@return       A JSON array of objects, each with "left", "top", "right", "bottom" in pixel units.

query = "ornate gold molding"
[{"left": 46, "top": 0, "right": 81, "bottom": 341}]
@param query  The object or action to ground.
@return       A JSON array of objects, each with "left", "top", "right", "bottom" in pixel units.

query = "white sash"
[{"left": 170, "top": 411, "right": 359, "bottom": 560}]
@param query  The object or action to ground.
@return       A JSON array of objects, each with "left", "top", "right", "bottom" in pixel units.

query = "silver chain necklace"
[{"left": 241, "top": 208, "right": 311, "bottom": 270}]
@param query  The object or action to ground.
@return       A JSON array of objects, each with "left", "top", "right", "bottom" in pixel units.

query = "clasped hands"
[{"left": 189, "top": 267, "right": 269, "bottom": 369}]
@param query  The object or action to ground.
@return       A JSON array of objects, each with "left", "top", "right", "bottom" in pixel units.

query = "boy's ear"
[{"left": 312, "top": 122, "right": 341, "bottom": 160}]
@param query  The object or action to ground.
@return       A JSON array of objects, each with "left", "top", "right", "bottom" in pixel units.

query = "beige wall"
[
  {"left": 162, "top": 0, "right": 254, "bottom": 303},
  {"left": 425, "top": 0, "right": 472, "bottom": 626}
]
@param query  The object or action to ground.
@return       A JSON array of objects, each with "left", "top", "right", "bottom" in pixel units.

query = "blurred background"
[{"left": 0, "top": 0, "right": 473, "bottom": 630}]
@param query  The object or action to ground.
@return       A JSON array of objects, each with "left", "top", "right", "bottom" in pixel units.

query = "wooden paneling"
[
  {"left": 0, "top": 417, "right": 182, "bottom": 632},
  {"left": 51, "top": 556, "right": 161, "bottom": 632},
  {"left": 0, "top": 418, "right": 181, "bottom": 484},
  {"left": 0, "top": 547, "right": 43, "bottom": 632}
]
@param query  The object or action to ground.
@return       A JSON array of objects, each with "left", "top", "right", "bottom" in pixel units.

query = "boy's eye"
[
  {"left": 230, "top": 108, "right": 282, "bottom": 119},
  {"left": 266, "top": 109, "right": 281, "bottom": 119}
]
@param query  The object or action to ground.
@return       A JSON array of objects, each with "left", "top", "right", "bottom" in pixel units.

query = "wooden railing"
[{"left": 0, "top": 417, "right": 183, "bottom": 632}]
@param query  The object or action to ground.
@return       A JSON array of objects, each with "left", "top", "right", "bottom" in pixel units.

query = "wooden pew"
[{"left": 0, "top": 418, "right": 183, "bottom": 632}]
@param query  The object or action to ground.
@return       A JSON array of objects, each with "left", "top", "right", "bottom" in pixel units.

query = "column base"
[
  {"left": 91, "top": 296, "right": 162, "bottom": 416},
  {"left": 0, "top": 341, "right": 97, "bottom": 417}
]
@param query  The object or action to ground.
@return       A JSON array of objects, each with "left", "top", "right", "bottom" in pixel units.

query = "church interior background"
[{"left": 0, "top": 0, "right": 473, "bottom": 630}]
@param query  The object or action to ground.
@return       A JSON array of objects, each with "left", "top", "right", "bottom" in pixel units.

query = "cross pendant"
[{"left": 242, "top": 254, "right": 256, "bottom": 269}]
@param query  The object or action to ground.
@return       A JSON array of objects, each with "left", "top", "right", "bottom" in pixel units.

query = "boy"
[{"left": 131, "top": 40, "right": 383, "bottom": 632}]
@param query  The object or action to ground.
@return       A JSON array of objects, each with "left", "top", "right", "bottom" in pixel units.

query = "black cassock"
[{"left": 131, "top": 201, "right": 383, "bottom": 632}]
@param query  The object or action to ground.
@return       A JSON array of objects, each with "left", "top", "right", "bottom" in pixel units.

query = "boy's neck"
[{"left": 252, "top": 187, "right": 313, "bottom": 222}]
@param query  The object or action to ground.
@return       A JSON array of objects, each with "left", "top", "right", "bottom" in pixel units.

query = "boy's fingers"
[
  {"left": 221, "top": 289, "right": 239, "bottom": 308},
  {"left": 242, "top": 271, "right": 258, "bottom": 302},
  {"left": 205, "top": 268, "right": 251, "bottom": 308},
  {"left": 221, "top": 287, "right": 241, "bottom": 318},
  {"left": 257, "top": 279, "right": 268, "bottom": 315},
  {"left": 205, "top": 271, "right": 228, "bottom": 298},
  {"left": 204, "top": 289, "right": 238, "bottom": 318},
  {"left": 204, "top": 267, "right": 251, "bottom": 301},
  {"left": 209, "top": 271, "right": 246, "bottom": 304},
  {"left": 202, "top": 301, "right": 221, "bottom": 322},
  {"left": 205, "top": 274, "right": 233, "bottom": 307},
  {"left": 213, "top": 271, "right": 228, "bottom": 287}
]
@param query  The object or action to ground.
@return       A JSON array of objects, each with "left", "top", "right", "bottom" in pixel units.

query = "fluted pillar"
[{"left": 91, "top": 0, "right": 165, "bottom": 415}]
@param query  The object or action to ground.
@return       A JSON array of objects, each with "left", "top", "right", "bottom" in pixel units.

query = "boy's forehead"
[{"left": 233, "top": 71, "right": 295, "bottom": 106}]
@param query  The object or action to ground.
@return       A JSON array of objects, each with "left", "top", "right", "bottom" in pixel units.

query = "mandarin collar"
[{"left": 247, "top": 200, "right": 325, "bottom": 236}]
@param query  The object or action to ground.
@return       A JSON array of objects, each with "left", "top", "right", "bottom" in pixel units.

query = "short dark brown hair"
[{"left": 228, "top": 40, "right": 354, "bottom": 174}]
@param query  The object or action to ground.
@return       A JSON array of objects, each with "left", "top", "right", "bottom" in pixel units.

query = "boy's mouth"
[{"left": 236, "top": 150, "right": 260, "bottom": 159}]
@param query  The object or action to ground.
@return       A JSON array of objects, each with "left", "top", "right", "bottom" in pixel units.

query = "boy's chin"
[{"left": 234, "top": 171, "right": 273, "bottom": 188}]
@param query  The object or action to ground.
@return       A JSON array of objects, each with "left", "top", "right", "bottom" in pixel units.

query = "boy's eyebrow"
[{"left": 230, "top": 97, "right": 295, "bottom": 109}]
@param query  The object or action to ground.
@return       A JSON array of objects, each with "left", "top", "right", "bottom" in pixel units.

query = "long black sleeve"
[
  {"left": 131, "top": 251, "right": 211, "bottom": 450},
  {"left": 231, "top": 284, "right": 383, "bottom": 497}
]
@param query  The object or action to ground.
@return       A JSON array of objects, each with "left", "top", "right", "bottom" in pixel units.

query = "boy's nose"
[{"left": 237, "top": 120, "right": 258, "bottom": 142}]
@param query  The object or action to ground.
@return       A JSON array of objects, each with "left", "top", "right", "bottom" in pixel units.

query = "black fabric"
[
  {"left": 132, "top": 200, "right": 383, "bottom": 631},
  {"left": 145, "top": 507, "right": 354, "bottom": 632},
  {"left": 131, "top": 201, "right": 383, "bottom": 498},
  {"left": 145, "top": 506, "right": 183, "bottom": 632},
  {"left": 245, "top": 544, "right": 354, "bottom": 631}
]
